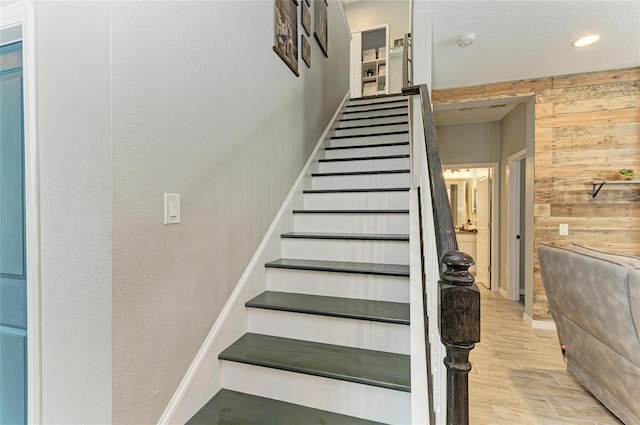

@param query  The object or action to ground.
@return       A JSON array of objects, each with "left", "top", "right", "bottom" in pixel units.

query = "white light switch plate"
[
  {"left": 559, "top": 223, "right": 569, "bottom": 236},
  {"left": 164, "top": 194, "right": 180, "bottom": 224}
]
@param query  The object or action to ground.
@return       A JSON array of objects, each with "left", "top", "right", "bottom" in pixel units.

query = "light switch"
[
  {"left": 559, "top": 223, "right": 569, "bottom": 236},
  {"left": 164, "top": 194, "right": 180, "bottom": 224}
]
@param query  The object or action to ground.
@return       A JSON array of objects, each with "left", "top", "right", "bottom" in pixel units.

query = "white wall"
[
  {"left": 35, "top": 2, "right": 113, "bottom": 423},
  {"left": 345, "top": 0, "right": 410, "bottom": 93},
  {"left": 499, "top": 103, "right": 527, "bottom": 292},
  {"left": 33, "top": 1, "right": 350, "bottom": 424},
  {"left": 436, "top": 121, "right": 501, "bottom": 165}
]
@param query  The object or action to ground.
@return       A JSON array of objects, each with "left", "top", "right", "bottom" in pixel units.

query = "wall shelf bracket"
[{"left": 592, "top": 181, "right": 606, "bottom": 198}]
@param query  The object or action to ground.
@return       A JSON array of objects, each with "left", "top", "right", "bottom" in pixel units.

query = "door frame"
[
  {"left": 443, "top": 162, "right": 499, "bottom": 291},
  {"left": 507, "top": 149, "right": 526, "bottom": 301},
  {"left": 350, "top": 23, "right": 389, "bottom": 98},
  {"left": 1, "top": 3, "right": 40, "bottom": 424}
]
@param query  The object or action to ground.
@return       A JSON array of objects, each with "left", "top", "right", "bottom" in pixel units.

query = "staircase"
[{"left": 187, "top": 95, "right": 413, "bottom": 424}]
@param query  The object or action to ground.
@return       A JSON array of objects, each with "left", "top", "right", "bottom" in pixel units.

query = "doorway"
[
  {"left": 444, "top": 166, "right": 497, "bottom": 290},
  {"left": 0, "top": 37, "right": 27, "bottom": 424},
  {"left": 507, "top": 150, "right": 527, "bottom": 303}
]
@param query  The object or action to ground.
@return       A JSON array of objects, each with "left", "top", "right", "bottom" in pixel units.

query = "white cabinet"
[
  {"left": 456, "top": 232, "right": 477, "bottom": 275},
  {"left": 350, "top": 25, "right": 389, "bottom": 98}
]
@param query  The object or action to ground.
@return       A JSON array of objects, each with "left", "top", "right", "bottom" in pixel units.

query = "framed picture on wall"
[
  {"left": 391, "top": 35, "right": 404, "bottom": 52},
  {"left": 301, "top": 34, "right": 311, "bottom": 68},
  {"left": 314, "top": 0, "right": 328, "bottom": 58},
  {"left": 301, "top": 0, "right": 311, "bottom": 36},
  {"left": 274, "top": 0, "right": 299, "bottom": 76}
]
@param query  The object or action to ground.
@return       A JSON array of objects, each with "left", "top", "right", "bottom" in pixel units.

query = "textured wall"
[
  {"left": 33, "top": 1, "right": 349, "bottom": 423},
  {"left": 433, "top": 67, "right": 640, "bottom": 321},
  {"left": 35, "top": 2, "right": 113, "bottom": 423},
  {"left": 109, "top": 1, "right": 350, "bottom": 424}
]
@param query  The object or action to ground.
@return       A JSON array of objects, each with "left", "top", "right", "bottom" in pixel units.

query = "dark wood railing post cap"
[
  {"left": 440, "top": 251, "right": 480, "bottom": 345},
  {"left": 441, "top": 251, "right": 475, "bottom": 286}
]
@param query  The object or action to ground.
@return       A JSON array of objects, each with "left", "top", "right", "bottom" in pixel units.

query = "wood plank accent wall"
[{"left": 433, "top": 67, "right": 640, "bottom": 321}]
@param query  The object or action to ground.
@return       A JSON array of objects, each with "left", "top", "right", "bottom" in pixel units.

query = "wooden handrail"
[{"left": 402, "top": 45, "right": 481, "bottom": 423}]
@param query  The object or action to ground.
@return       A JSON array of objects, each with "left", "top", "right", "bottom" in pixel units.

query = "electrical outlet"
[{"left": 559, "top": 223, "right": 569, "bottom": 236}]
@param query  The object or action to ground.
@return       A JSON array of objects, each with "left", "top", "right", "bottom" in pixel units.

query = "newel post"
[{"left": 439, "top": 251, "right": 481, "bottom": 425}]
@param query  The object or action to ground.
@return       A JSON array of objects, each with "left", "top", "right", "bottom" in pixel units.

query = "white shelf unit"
[
  {"left": 361, "top": 28, "right": 388, "bottom": 96},
  {"left": 349, "top": 24, "right": 389, "bottom": 98}
]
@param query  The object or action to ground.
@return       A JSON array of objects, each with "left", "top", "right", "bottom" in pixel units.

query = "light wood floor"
[{"left": 469, "top": 285, "right": 623, "bottom": 425}]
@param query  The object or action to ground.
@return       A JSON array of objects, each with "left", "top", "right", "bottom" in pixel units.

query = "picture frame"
[
  {"left": 301, "top": 0, "right": 311, "bottom": 36},
  {"left": 314, "top": 0, "right": 328, "bottom": 58},
  {"left": 301, "top": 34, "right": 311, "bottom": 68},
  {"left": 273, "top": 0, "right": 299, "bottom": 76},
  {"left": 391, "top": 35, "right": 404, "bottom": 52}
]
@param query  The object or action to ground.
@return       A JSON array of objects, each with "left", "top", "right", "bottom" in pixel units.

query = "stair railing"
[{"left": 401, "top": 33, "right": 481, "bottom": 425}]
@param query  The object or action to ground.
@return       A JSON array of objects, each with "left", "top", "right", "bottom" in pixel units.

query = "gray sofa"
[{"left": 539, "top": 243, "right": 640, "bottom": 425}]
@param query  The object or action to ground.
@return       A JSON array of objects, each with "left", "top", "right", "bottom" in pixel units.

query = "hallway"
[{"left": 469, "top": 285, "right": 622, "bottom": 425}]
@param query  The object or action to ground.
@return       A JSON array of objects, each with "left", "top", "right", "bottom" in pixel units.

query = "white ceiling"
[{"left": 418, "top": 0, "right": 640, "bottom": 90}]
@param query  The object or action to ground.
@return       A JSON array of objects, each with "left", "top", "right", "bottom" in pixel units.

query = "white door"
[
  {"left": 349, "top": 32, "right": 362, "bottom": 98},
  {"left": 475, "top": 175, "right": 490, "bottom": 288}
]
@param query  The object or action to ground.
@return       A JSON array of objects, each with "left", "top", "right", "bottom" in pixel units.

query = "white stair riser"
[
  {"left": 294, "top": 212, "right": 409, "bottom": 234},
  {"left": 334, "top": 123, "right": 408, "bottom": 137},
  {"left": 311, "top": 172, "right": 410, "bottom": 190},
  {"left": 337, "top": 115, "right": 407, "bottom": 128},
  {"left": 342, "top": 107, "right": 408, "bottom": 120},
  {"left": 281, "top": 238, "right": 409, "bottom": 265},
  {"left": 324, "top": 145, "right": 409, "bottom": 159},
  {"left": 247, "top": 309, "right": 410, "bottom": 354},
  {"left": 318, "top": 157, "right": 410, "bottom": 173},
  {"left": 266, "top": 268, "right": 409, "bottom": 303},
  {"left": 330, "top": 133, "right": 409, "bottom": 148},
  {"left": 304, "top": 191, "right": 409, "bottom": 210},
  {"left": 346, "top": 101, "right": 407, "bottom": 112},
  {"left": 221, "top": 361, "right": 411, "bottom": 424}
]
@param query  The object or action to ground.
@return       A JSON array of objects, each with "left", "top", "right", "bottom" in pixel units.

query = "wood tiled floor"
[{"left": 469, "top": 285, "right": 623, "bottom": 425}]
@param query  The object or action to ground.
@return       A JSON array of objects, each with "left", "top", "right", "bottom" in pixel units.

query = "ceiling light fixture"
[
  {"left": 457, "top": 32, "right": 476, "bottom": 48},
  {"left": 573, "top": 34, "right": 600, "bottom": 47}
]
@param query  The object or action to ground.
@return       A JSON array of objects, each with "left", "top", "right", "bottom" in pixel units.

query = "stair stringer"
[
  {"left": 157, "top": 91, "right": 351, "bottom": 425},
  {"left": 409, "top": 188, "right": 431, "bottom": 424}
]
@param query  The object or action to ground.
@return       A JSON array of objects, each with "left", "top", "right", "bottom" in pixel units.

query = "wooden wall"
[{"left": 433, "top": 67, "right": 640, "bottom": 321}]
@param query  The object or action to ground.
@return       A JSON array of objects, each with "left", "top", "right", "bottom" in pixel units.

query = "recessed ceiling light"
[
  {"left": 457, "top": 33, "right": 476, "bottom": 48},
  {"left": 573, "top": 34, "right": 600, "bottom": 47}
]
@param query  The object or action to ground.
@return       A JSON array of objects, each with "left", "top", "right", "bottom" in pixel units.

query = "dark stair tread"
[
  {"left": 246, "top": 291, "right": 409, "bottom": 325},
  {"left": 281, "top": 232, "right": 408, "bottom": 241},
  {"left": 292, "top": 209, "right": 408, "bottom": 214},
  {"left": 186, "top": 389, "right": 386, "bottom": 425},
  {"left": 265, "top": 258, "right": 409, "bottom": 277},
  {"left": 343, "top": 105, "right": 408, "bottom": 115},
  {"left": 346, "top": 99, "right": 407, "bottom": 109},
  {"left": 351, "top": 93, "right": 404, "bottom": 100},
  {"left": 219, "top": 334, "right": 411, "bottom": 392},
  {"left": 331, "top": 130, "right": 409, "bottom": 140},
  {"left": 319, "top": 154, "right": 409, "bottom": 163},
  {"left": 312, "top": 169, "right": 410, "bottom": 177},
  {"left": 303, "top": 187, "right": 409, "bottom": 194},
  {"left": 340, "top": 113, "right": 408, "bottom": 122},
  {"left": 336, "top": 121, "right": 408, "bottom": 131},
  {"left": 325, "top": 141, "right": 409, "bottom": 151}
]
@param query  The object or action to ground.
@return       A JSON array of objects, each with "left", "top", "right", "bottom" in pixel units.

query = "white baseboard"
[
  {"left": 499, "top": 287, "right": 508, "bottom": 298},
  {"left": 157, "top": 91, "right": 351, "bottom": 425},
  {"left": 522, "top": 313, "right": 557, "bottom": 330}
]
